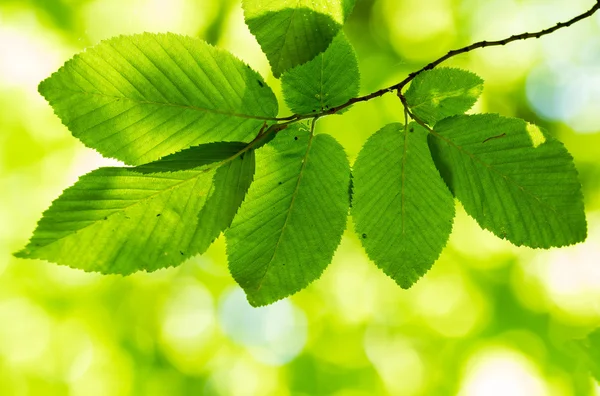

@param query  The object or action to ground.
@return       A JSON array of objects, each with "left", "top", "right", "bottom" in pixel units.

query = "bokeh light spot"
[
  {"left": 160, "top": 283, "right": 216, "bottom": 360},
  {"left": 364, "top": 327, "right": 425, "bottom": 395},
  {"left": 218, "top": 288, "right": 307, "bottom": 365},
  {"left": 459, "top": 346, "right": 548, "bottom": 396}
]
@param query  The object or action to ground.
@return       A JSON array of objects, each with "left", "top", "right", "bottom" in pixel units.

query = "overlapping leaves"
[
  {"left": 17, "top": 14, "right": 588, "bottom": 306},
  {"left": 16, "top": 143, "right": 255, "bottom": 273},
  {"left": 281, "top": 32, "right": 360, "bottom": 114},
  {"left": 242, "top": 0, "right": 356, "bottom": 77}
]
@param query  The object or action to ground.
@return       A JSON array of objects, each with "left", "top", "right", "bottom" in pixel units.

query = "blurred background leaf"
[{"left": 1, "top": 0, "right": 600, "bottom": 395}]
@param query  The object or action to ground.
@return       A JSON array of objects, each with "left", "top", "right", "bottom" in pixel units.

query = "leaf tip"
[{"left": 12, "top": 248, "right": 29, "bottom": 259}]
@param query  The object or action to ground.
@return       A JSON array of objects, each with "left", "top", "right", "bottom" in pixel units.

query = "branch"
[
  {"left": 276, "top": 1, "right": 600, "bottom": 123},
  {"left": 393, "top": 0, "right": 600, "bottom": 90}
]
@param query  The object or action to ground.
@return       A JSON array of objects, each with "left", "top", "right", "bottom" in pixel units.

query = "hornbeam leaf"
[
  {"left": 226, "top": 126, "right": 350, "bottom": 306},
  {"left": 429, "top": 114, "right": 586, "bottom": 248},
  {"left": 243, "top": 0, "right": 356, "bottom": 77},
  {"left": 15, "top": 142, "right": 255, "bottom": 274},
  {"left": 405, "top": 67, "right": 483, "bottom": 125},
  {"left": 281, "top": 32, "right": 360, "bottom": 114},
  {"left": 39, "top": 33, "right": 277, "bottom": 165},
  {"left": 352, "top": 123, "right": 455, "bottom": 288}
]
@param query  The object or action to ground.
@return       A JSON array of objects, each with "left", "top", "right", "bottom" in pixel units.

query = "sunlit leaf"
[
  {"left": 226, "top": 125, "right": 350, "bottom": 306},
  {"left": 429, "top": 114, "right": 586, "bottom": 248},
  {"left": 243, "top": 0, "right": 356, "bottom": 77},
  {"left": 15, "top": 142, "right": 255, "bottom": 274},
  {"left": 39, "top": 33, "right": 277, "bottom": 165},
  {"left": 281, "top": 32, "right": 360, "bottom": 114},
  {"left": 352, "top": 123, "right": 454, "bottom": 288},
  {"left": 405, "top": 67, "right": 483, "bottom": 125}
]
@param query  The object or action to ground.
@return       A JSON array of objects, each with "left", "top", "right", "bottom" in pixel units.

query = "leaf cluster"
[{"left": 16, "top": 0, "right": 587, "bottom": 307}]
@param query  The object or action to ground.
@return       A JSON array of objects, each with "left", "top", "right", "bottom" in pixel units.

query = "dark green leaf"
[
  {"left": 429, "top": 114, "right": 586, "bottom": 248},
  {"left": 243, "top": 0, "right": 356, "bottom": 77},
  {"left": 352, "top": 123, "right": 455, "bottom": 288}
]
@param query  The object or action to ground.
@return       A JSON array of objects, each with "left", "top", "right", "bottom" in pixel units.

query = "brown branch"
[{"left": 275, "top": 1, "right": 600, "bottom": 123}]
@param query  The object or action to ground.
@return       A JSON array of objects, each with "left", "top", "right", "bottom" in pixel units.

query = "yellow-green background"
[{"left": 1, "top": 0, "right": 600, "bottom": 395}]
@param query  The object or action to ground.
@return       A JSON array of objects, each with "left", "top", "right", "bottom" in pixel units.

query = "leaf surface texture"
[
  {"left": 39, "top": 33, "right": 277, "bottom": 165},
  {"left": 429, "top": 114, "right": 586, "bottom": 248},
  {"left": 405, "top": 67, "right": 483, "bottom": 125},
  {"left": 15, "top": 142, "right": 255, "bottom": 273},
  {"left": 281, "top": 33, "right": 360, "bottom": 114},
  {"left": 226, "top": 126, "right": 350, "bottom": 306},
  {"left": 243, "top": 0, "right": 356, "bottom": 77},
  {"left": 352, "top": 123, "right": 455, "bottom": 287}
]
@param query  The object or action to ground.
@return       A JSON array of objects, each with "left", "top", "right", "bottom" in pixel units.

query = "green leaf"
[
  {"left": 573, "top": 328, "right": 600, "bottom": 382},
  {"left": 225, "top": 125, "right": 350, "bottom": 306},
  {"left": 405, "top": 67, "right": 483, "bottom": 125},
  {"left": 429, "top": 114, "right": 586, "bottom": 248},
  {"left": 243, "top": 0, "right": 356, "bottom": 77},
  {"left": 39, "top": 32, "right": 277, "bottom": 165},
  {"left": 352, "top": 123, "right": 455, "bottom": 288},
  {"left": 281, "top": 32, "right": 360, "bottom": 114},
  {"left": 15, "top": 142, "right": 255, "bottom": 274}
]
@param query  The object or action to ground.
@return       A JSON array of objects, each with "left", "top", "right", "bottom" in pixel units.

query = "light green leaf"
[
  {"left": 15, "top": 142, "right": 255, "bottom": 274},
  {"left": 39, "top": 33, "right": 277, "bottom": 165},
  {"left": 352, "top": 123, "right": 455, "bottom": 288},
  {"left": 243, "top": 0, "right": 356, "bottom": 77},
  {"left": 573, "top": 328, "right": 600, "bottom": 382},
  {"left": 226, "top": 125, "right": 350, "bottom": 306},
  {"left": 429, "top": 114, "right": 586, "bottom": 248},
  {"left": 281, "top": 33, "right": 360, "bottom": 114},
  {"left": 405, "top": 67, "right": 483, "bottom": 125}
]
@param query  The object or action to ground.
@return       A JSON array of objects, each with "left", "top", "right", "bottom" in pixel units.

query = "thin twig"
[
  {"left": 398, "top": 93, "right": 433, "bottom": 134},
  {"left": 274, "top": 1, "right": 600, "bottom": 123}
]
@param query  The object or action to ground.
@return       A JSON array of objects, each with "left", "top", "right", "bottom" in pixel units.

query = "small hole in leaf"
[
  {"left": 409, "top": 127, "right": 414, "bottom": 132},
  {"left": 156, "top": 213, "right": 161, "bottom": 217},
  {"left": 257, "top": 80, "right": 264, "bottom": 88},
  {"left": 362, "top": 233, "right": 367, "bottom": 239},
  {"left": 294, "top": 136, "right": 298, "bottom": 140}
]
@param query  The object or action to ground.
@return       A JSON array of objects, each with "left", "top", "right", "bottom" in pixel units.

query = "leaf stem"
[
  {"left": 273, "top": 1, "right": 600, "bottom": 124},
  {"left": 398, "top": 92, "right": 433, "bottom": 134}
]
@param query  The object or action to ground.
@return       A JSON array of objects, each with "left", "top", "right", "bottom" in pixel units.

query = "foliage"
[
  {"left": 15, "top": 142, "right": 255, "bottom": 273},
  {"left": 242, "top": 0, "right": 356, "bottom": 77},
  {"left": 16, "top": 0, "right": 589, "bottom": 308},
  {"left": 575, "top": 328, "right": 600, "bottom": 382},
  {"left": 352, "top": 122, "right": 455, "bottom": 288}
]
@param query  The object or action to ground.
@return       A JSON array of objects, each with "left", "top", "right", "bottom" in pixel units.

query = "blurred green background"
[{"left": 1, "top": 0, "right": 600, "bottom": 395}]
